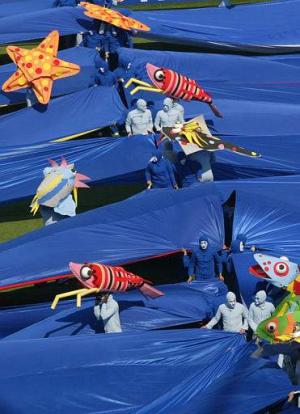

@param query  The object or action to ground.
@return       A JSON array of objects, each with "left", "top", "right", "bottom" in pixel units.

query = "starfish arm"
[
  {"left": 31, "top": 78, "right": 53, "bottom": 105},
  {"left": 2, "top": 71, "right": 29, "bottom": 92},
  {"left": 37, "top": 31, "right": 59, "bottom": 57},
  {"left": 6, "top": 46, "right": 20, "bottom": 65},
  {"left": 51, "top": 59, "right": 80, "bottom": 80}
]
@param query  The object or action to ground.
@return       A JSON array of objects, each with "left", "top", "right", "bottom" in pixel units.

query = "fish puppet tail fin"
[
  {"left": 30, "top": 199, "right": 40, "bottom": 216},
  {"left": 139, "top": 283, "right": 164, "bottom": 299},
  {"left": 209, "top": 102, "right": 223, "bottom": 118}
]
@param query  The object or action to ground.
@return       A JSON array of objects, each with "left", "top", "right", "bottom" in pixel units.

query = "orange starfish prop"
[
  {"left": 2, "top": 31, "right": 80, "bottom": 105},
  {"left": 80, "top": 2, "right": 150, "bottom": 32}
]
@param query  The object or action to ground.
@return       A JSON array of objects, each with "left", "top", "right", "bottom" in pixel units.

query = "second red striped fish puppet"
[
  {"left": 51, "top": 261, "right": 164, "bottom": 309},
  {"left": 125, "top": 63, "right": 223, "bottom": 118}
]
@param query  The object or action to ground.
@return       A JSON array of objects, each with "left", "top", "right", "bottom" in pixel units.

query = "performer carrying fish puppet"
[
  {"left": 125, "top": 63, "right": 223, "bottom": 118},
  {"left": 30, "top": 157, "right": 90, "bottom": 226},
  {"left": 249, "top": 254, "right": 300, "bottom": 343},
  {"left": 51, "top": 261, "right": 164, "bottom": 309}
]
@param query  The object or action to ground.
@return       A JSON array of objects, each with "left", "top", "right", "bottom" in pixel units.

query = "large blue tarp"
[
  {"left": 0, "top": 86, "right": 125, "bottom": 148},
  {"left": 0, "top": 0, "right": 54, "bottom": 18},
  {"left": 213, "top": 135, "right": 300, "bottom": 179},
  {"left": 0, "top": 0, "right": 204, "bottom": 17},
  {"left": 119, "top": 48, "right": 300, "bottom": 104},
  {"left": 0, "top": 185, "right": 224, "bottom": 289},
  {"left": 177, "top": 97, "right": 300, "bottom": 137},
  {"left": 2, "top": 89, "right": 300, "bottom": 147},
  {"left": 0, "top": 47, "right": 98, "bottom": 106},
  {"left": 2, "top": 281, "right": 227, "bottom": 339},
  {"left": 216, "top": 174, "right": 300, "bottom": 207},
  {"left": 0, "top": 1, "right": 299, "bottom": 53},
  {"left": 136, "top": 0, "right": 300, "bottom": 54},
  {"left": 0, "top": 7, "right": 93, "bottom": 45},
  {"left": 233, "top": 189, "right": 300, "bottom": 262},
  {"left": 0, "top": 134, "right": 299, "bottom": 205},
  {"left": 0, "top": 329, "right": 294, "bottom": 413}
]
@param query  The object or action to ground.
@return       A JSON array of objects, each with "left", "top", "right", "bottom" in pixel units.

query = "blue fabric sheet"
[
  {"left": 0, "top": 329, "right": 294, "bottom": 414},
  {"left": 119, "top": 48, "right": 300, "bottom": 104},
  {"left": 0, "top": 47, "right": 99, "bottom": 106},
  {"left": 213, "top": 135, "right": 300, "bottom": 179},
  {"left": 216, "top": 175, "right": 300, "bottom": 208},
  {"left": 2, "top": 87, "right": 300, "bottom": 148},
  {"left": 0, "top": 86, "right": 125, "bottom": 148},
  {"left": 0, "top": 7, "right": 92, "bottom": 45},
  {"left": 0, "top": 184, "right": 224, "bottom": 289},
  {"left": 0, "top": 0, "right": 55, "bottom": 18},
  {"left": 0, "top": 0, "right": 206, "bottom": 15},
  {"left": 1, "top": 1, "right": 300, "bottom": 54},
  {"left": 136, "top": 0, "right": 300, "bottom": 53},
  {"left": 1, "top": 133, "right": 299, "bottom": 204},
  {"left": 2, "top": 281, "right": 227, "bottom": 339},
  {"left": 233, "top": 189, "right": 300, "bottom": 263},
  {"left": 0, "top": 300, "right": 66, "bottom": 339}
]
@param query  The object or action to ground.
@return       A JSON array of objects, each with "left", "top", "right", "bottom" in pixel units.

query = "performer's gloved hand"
[{"left": 147, "top": 181, "right": 152, "bottom": 190}]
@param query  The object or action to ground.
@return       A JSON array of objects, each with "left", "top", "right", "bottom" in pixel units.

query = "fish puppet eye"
[
  {"left": 266, "top": 321, "right": 277, "bottom": 333},
  {"left": 154, "top": 69, "right": 165, "bottom": 82},
  {"left": 80, "top": 265, "right": 93, "bottom": 280},
  {"left": 274, "top": 262, "right": 289, "bottom": 276}
]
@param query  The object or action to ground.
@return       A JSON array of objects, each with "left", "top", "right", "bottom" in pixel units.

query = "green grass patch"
[
  {"left": 0, "top": 182, "right": 144, "bottom": 243},
  {"left": 124, "top": 0, "right": 273, "bottom": 10}
]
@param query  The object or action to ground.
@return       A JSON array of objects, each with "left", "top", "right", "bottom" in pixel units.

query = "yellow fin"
[{"left": 73, "top": 187, "right": 78, "bottom": 207}]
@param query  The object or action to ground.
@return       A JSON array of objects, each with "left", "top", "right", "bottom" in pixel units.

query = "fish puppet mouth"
[
  {"left": 69, "top": 261, "right": 96, "bottom": 289},
  {"left": 249, "top": 264, "right": 270, "bottom": 280}
]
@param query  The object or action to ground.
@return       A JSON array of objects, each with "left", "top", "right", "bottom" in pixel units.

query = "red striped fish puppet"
[
  {"left": 125, "top": 63, "right": 222, "bottom": 117},
  {"left": 51, "top": 261, "right": 164, "bottom": 309}
]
